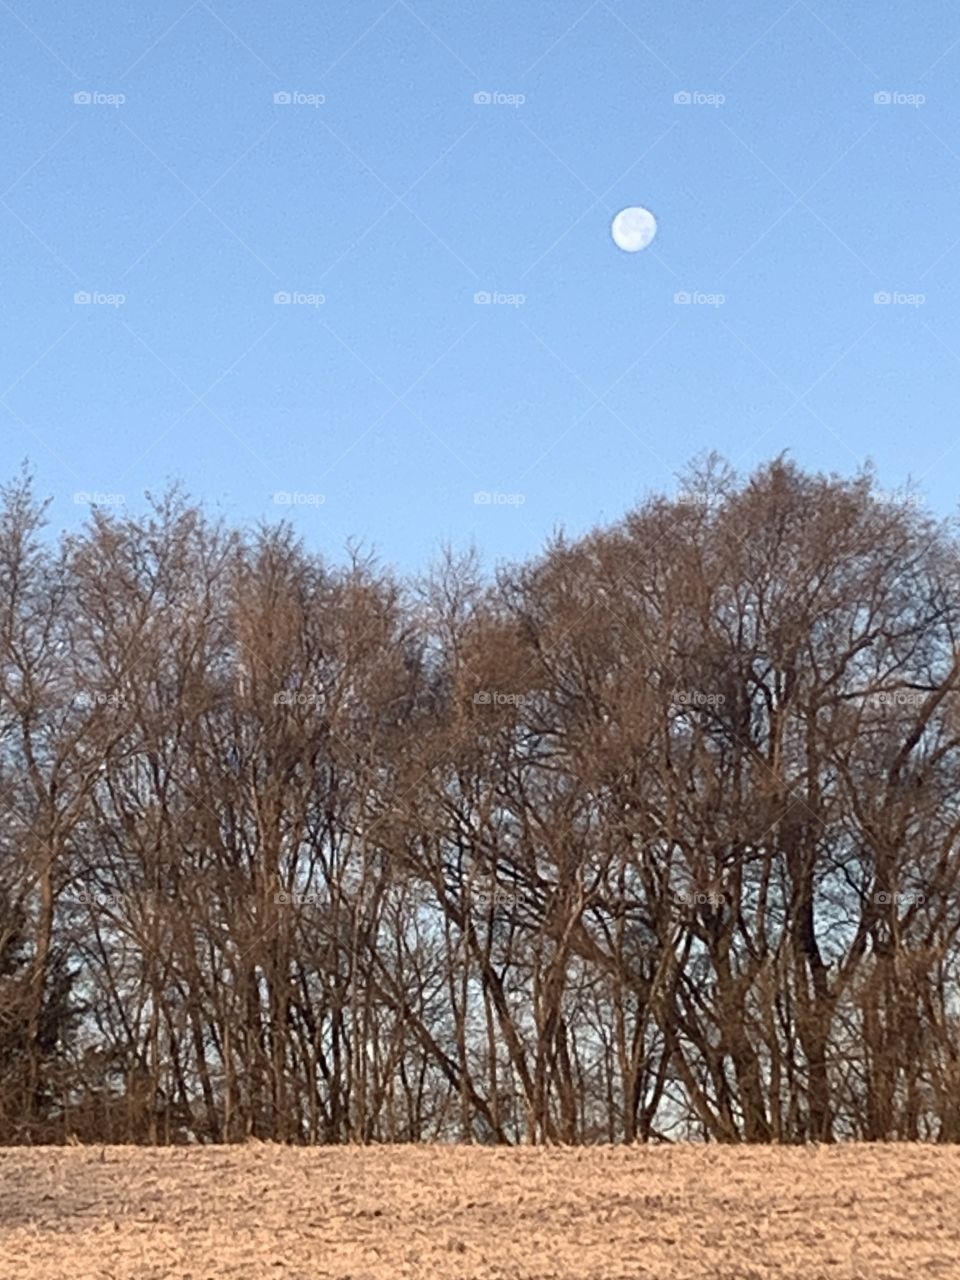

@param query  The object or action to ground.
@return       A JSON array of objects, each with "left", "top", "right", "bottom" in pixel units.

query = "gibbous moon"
[{"left": 611, "top": 206, "right": 658, "bottom": 252}]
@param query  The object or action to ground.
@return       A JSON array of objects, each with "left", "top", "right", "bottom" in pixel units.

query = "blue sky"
[{"left": 1, "top": 0, "right": 958, "bottom": 570}]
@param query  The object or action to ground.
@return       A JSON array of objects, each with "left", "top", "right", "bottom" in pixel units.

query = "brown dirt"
[{"left": 1, "top": 1143, "right": 959, "bottom": 1279}]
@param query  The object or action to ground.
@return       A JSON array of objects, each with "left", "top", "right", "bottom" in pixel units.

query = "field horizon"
[{"left": 3, "top": 1142, "right": 959, "bottom": 1279}]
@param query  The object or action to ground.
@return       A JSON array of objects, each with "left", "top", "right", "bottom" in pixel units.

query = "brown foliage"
[{"left": 2, "top": 458, "right": 960, "bottom": 1144}]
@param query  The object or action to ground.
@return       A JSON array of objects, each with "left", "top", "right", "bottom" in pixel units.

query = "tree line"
[{"left": 2, "top": 456, "right": 960, "bottom": 1145}]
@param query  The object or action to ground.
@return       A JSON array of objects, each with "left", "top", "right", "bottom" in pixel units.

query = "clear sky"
[{"left": 1, "top": 0, "right": 958, "bottom": 570}]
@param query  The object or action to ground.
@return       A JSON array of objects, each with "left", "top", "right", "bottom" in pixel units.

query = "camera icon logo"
[
  {"left": 73, "top": 91, "right": 91, "bottom": 105},
  {"left": 273, "top": 91, "right": 292, "bottom": 105},
  {"left": 674, "top": 291, "right": 691, "bottom": 304},
  {"left": 874, "top": 91, "right": 892, "bottom": 105},
  {"left": 473, "top": 91, "right": 492, "bottom": 105},
  {"left": 273, "top": 291, "right": 291, "bottom": 304},
  {"left": 873, "top": 291, "right": 891, "bottom": 305},
  {"left": 473, "top": 291, "right": 492, "bottom": 304},
  {"left": 674, "top": 90, "right": 692, "bottom": 105}
]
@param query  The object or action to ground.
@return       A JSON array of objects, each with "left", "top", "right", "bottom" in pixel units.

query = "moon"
[{"left": 611, "top": 206, "right": 657, "bottom": 252}]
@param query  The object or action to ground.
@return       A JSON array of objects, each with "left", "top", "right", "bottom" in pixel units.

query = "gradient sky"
[{"left": 1, "top": 0, "right": 958, "bottom": 570}]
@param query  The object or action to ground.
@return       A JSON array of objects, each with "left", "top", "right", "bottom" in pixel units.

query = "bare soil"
[{"left": 2, "top": 1143, "right": 959, "bottom": 1279}]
